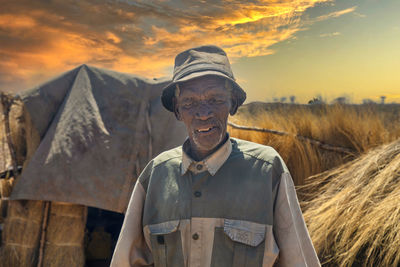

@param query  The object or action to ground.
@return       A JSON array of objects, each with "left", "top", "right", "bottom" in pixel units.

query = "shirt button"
[
  {"left": 192, "top": 233, "right": 199, "bottom": 240},
  {"left": 194, "top": 191, "right": 202, "bottom": 197},
  {"left": 196, "top": 164, "right": 203, "bottom": 170}
]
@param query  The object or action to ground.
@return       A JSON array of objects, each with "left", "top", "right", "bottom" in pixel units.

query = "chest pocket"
[
  {"left": 211, "top": 219, "right": 267, "bottom": 267},
  {"left": 148, "top": 220, "right": 184, "bottom": 267}
]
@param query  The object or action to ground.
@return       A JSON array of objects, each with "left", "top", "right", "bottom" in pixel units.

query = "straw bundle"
[
  {"left": 0, "top": 96, "right": 46, "bottom": 266},
  {"left": 0, "top": 95, "right": 26, "bottom": 170},
  {"left": 0, "top": 178, "right": 14, "bottom": 223},
  {"left": 0, "top": 200, "right": 45, "bottom": 267},
  {"left": 42, "top": 202, "right": 87, "bottom": 267},
  {"left": 300, "top": 138, "right": 400, "bottom": 266}
]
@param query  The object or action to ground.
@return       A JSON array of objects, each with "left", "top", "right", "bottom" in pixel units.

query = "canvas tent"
[
  {"left": 10, "top": 64, "right": 187, "bottom": 212},
  {"left": 0, "top": 65, "right": 187, "bottom": 266}
]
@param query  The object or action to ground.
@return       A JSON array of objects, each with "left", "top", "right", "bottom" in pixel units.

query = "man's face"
[{"left": 174, "top": 76, "right": 233, "bottom": 159}]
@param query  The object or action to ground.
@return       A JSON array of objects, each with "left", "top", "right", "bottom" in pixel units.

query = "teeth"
[{"left": 198, "top": 127, "right": 212, "bottom": 132}]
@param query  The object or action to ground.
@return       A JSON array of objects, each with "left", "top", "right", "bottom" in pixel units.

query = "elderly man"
[{"left": 111, "top": 45, "right": 320, "bottom": 267}]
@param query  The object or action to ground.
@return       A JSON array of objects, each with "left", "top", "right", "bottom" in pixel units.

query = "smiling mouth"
[{"left": 196, "top": 126, "right": 217, "bottom": 133}]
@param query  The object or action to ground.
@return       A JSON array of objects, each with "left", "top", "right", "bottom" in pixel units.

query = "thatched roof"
[{"left": 300, "top": 139, "right": 400, "bottom": 266}]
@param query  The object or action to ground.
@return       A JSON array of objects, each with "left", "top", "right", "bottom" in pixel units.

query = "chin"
[{"left": 192, "top": 132, "right": 224, "bottom": 152}]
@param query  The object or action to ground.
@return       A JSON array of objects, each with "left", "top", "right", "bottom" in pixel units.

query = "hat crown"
[
  {"left": 161, "top": 45, "right": 246, "bottom": 112},
  {"left": 173, "top": 45, "right": 234, "bottom": 81}
]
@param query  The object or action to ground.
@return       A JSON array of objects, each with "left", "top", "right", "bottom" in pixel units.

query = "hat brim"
[{"left": 161, "top": 70, "right": 246, "bottom": 112}]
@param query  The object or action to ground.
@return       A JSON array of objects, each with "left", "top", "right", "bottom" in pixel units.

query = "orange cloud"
[
  {"left": 0, "top": 14, "right": 37, "bottom": 29},
  {"left": 0, "top": 0, "right": 354, "bottom": 92}
]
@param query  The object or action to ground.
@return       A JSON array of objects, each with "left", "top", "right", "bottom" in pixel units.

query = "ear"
[
  {"left": 229, "top": 97, "right": 239, "bottom": 115},
  {"left": 173, "top": 97, "right": 182, "bottom": 120}
]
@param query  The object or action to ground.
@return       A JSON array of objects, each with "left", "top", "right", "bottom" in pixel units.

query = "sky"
[{"left": 0, "top": 0, "right": 399, "bottom": 104}]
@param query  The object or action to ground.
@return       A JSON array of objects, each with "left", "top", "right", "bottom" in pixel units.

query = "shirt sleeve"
[
  {"left": 273, "top": 172, "right": 321, "bottom": 267},
  {"left": 110, "top": 180, "right": 153, "bottom": 267}
]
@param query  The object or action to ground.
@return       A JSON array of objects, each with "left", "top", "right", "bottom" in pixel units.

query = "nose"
[{"left": 195, "top": 103, "right": 213, "bottom": 120}]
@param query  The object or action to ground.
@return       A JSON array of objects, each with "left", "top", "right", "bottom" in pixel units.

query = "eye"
[
  {"left": 181, "top": 99, "right": 199, "bottom": 109},
  {"left": 210, "top": 97, "right": 225, "bottom": 105},
  {"left": 208, "top": 98, "right": 216, "bottom": 104},
  {"left": 183, "top": 102, "right": 192, "bottom": 108},
  {"left": 180, "top": 98, "right": 193, "bottom": 108}
]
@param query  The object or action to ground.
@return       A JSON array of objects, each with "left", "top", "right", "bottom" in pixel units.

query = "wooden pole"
[
  {"left": 228, "top": 121, "right": 356, "bottom": 155},
  {"left": 145, "top": 103, "right": 153, "bottom": 162},
  {"left": 37, "top": 201, "right": 50, "bottom": 267}
]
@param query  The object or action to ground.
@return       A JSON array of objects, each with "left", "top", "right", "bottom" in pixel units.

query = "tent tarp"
[{"left": 10, "top": 65, "right": 187, "bottom": 213}]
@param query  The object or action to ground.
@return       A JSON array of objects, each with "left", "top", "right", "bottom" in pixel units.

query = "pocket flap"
[
  {"left": 223, "top": 219, "right": 266, "bottom": 247},
  {"left": 148, "top": 220, "right": 180, "bottom": 235}
]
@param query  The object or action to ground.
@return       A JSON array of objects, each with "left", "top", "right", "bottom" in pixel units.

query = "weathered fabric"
[
  {"left": 10, "top": 65, "right": 187, "bottom": 213},
  {"left": 111, "top": 138, "right": 320, "bottom": 266}
]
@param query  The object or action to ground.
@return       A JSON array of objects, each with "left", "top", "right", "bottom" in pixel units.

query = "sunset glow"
[{"left": 0, "top": 0, "right": 399, "bottom": 103}]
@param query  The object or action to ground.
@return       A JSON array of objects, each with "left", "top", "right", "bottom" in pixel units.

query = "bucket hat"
[{"left": 161, "top": 45, "right": 246, "bottom": 112}]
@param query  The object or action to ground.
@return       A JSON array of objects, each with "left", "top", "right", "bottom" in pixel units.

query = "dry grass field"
[
  {"left": 229, "top": 102, "right": 400, "bottom": 266},
  {"left": 229, "top": 102, "right": 400, "bottom": 185}
]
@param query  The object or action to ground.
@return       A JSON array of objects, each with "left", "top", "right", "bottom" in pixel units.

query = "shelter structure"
[{"left": 0, "top": 65, "right": 187, "bottom": 266}]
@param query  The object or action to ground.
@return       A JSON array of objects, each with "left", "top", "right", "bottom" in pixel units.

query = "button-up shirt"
[{"left": 111, "top": 137, "right": 320, "bottom": 267}]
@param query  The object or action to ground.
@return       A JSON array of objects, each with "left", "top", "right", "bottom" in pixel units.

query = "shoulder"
[
  {"left": 138, "top": 146, "right": 182, "bottom": 184},
  {"left": 230, "top": 138, "right": 289, "bottom": 173},
  {"left": 152, "top": 146, "right": 182, "bottom": 167}
]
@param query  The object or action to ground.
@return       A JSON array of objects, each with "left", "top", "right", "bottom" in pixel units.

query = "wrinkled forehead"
[{"left": 179, "top": 75, "right": 228, "bottom": 97}]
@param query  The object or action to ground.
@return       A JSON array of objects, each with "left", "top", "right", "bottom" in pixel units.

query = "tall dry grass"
[
  {"left": 228, "top": 103, "right": 400, "bottom": 185},
  {"left": 0, "top": 106, "right": 10, "bottom": 173},
  {"left": 300, "top": 138, "right": 400, "bottom": 266},
  {"left": 0, "top": 97, "right": 25, "bottom": 173}
]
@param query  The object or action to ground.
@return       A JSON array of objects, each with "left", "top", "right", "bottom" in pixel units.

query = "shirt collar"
[{"left": 181, "top": 136, "right": 232, "bottom": 176}]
